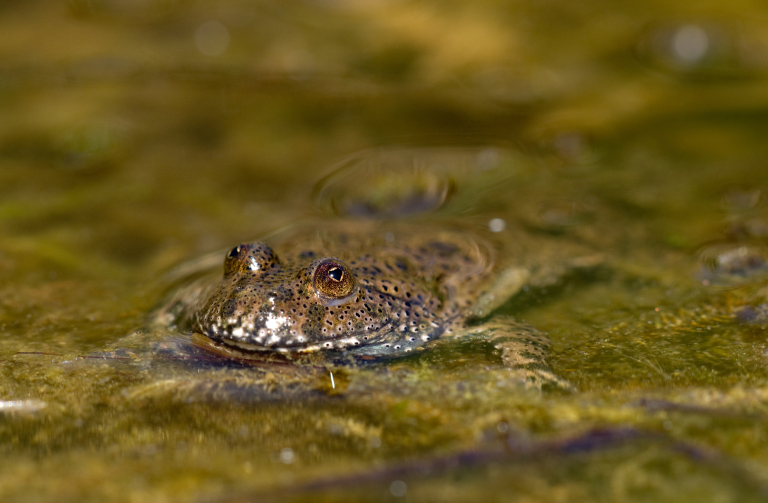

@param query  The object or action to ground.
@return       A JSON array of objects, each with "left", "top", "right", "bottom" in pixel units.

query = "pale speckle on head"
[{"left": 174, "top": 222, "right": 495, "bottom": 358}]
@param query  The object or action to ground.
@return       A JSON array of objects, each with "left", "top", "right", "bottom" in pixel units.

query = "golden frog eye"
[
  {"left": 224, "top": 242, "right": 277, "bottom": 276},
  {"left": 313, "top": 258, "right": 356, "bottom": 300}
]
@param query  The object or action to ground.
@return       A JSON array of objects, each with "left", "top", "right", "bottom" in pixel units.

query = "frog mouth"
[
  {"left": 204, "top": 320, "right": 441, "bottom": 357},
  {"left": 215, "top": 334, "right": 371, "bottom": 353},
  {"left": 203, "top": 321, "right": 398, "bottom": 354},
  {"left": 199, "top": 308, "right": 441, "bottom": 355}
]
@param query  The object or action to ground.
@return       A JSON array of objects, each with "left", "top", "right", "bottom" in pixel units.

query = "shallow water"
[{"left": 4, "top": 1, "right": 768, "bottom": 501}]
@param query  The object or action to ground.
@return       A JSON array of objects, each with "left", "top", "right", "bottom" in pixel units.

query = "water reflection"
[{"left": 313, "top": 147, "right": 513, "bottom": 217}]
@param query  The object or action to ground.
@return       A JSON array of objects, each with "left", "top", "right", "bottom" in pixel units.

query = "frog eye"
[
  {"left": 224, "top": 242, "right": 277, "bottom": 276},
  {"left": 313, "top": 258, "right": 356, "bottom": 302}
]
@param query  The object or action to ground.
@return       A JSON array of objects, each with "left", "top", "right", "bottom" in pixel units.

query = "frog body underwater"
[{"left": 162, "top": 218, "right": 602, "bottom": 388}]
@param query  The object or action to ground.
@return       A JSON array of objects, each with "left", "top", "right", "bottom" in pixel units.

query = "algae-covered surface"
[{"left": 4, "top": 1, "right": 768, "bottom": 501}]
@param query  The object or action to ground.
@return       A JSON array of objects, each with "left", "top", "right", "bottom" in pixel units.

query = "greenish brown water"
[{"left": 4, "top": 1, "right": 768, "bottom": 501}]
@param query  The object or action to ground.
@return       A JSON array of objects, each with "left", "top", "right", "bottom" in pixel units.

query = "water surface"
[{"left": 3, "top": 1, "right": 768, "bottom": 501}]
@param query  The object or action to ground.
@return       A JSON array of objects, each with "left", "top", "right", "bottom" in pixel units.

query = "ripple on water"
[
  {"left": 698, "top": 243, "right": 768, "bottom": 286},
  {"left": 312, "top": 147, "right": 522, "bottom": 218}
]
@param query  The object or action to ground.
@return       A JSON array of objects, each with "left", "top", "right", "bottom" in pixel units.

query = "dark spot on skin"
[
  {"left": 306, "top": 304, "right": 324, "bottom": 323},
  {"left": 221, "top": 299, "right": 238, "bottom": 318}
]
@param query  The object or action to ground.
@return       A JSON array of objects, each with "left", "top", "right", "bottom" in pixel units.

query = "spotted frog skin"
[
  {"left": 163, "top": 218, "right": 601, "bottom": 387},
  {"left": 172, "top": 221, "right": 495, "bottom": 357}
]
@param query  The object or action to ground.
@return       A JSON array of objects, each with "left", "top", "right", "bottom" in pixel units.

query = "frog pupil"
[
  {"left": 227, "top": 246, "right": 241, "bottom": 259},
  {"left": 328, "top": 267, "right": 344, "bottom": 282}
]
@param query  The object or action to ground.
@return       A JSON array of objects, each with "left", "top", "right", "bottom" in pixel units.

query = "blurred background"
[{"left": 6, "top": 0, "right": 768, "bottom": 281}]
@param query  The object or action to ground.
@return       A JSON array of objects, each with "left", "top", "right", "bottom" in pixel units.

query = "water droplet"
[
  {"left": 488, "top": 218, "right": 506, "bottom": 232},
  {"left": 390, "top": 480, "right": 407, "bottom": 497},
  {"left": 279, "top": 447, "right": 295, "bottom": 464},
  {"left": 672, "top": 25, "right": 709, "bottom": 63},
  {"left": 195, "top": 21, "right": 230, "bottom": 56}
]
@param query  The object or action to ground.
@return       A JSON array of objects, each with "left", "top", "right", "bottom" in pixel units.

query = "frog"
[
  {"left": 156, "top": 216, "right": 603, "bottom": 391},
  {"left": 138, "top": 147, "right": 611, "bottom": 396}
]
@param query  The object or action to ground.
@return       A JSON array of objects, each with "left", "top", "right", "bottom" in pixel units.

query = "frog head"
[{"left": 193, "top": 242, "right": 439, "bottom": 356}]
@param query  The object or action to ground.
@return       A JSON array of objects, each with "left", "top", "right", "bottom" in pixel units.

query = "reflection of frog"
[{"left": 160, "top": 217, "right": 602, "bottom": 389}]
